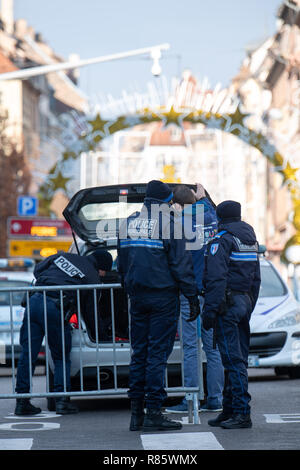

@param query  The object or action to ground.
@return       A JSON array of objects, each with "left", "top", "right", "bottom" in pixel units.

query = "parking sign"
[{"left": 17, "top": 196, "right": 38, "bottom": 216}]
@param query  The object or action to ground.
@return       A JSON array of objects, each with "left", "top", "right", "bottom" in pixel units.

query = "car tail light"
[
  {"left": 69, "top": 314, "right": 79, "bottom": 329},
  {"left": 115, "top": 337, "right": 129, "bottom": 343}
]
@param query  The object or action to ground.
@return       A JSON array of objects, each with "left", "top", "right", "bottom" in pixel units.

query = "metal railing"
[{"left": 0, "top": 283, "right": 204, "bottom": 424}]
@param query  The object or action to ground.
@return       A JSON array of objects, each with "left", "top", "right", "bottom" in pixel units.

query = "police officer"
[
  {"left": 117, "top": 180, "right": 200, "bottom": 432},
  {"left": 202, "top": 200, "right": 261, "bottom": 429},
  {"left": 14, "top": 249, "right": 113, "bottom": 416}
]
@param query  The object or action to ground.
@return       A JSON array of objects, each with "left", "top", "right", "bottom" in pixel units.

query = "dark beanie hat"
[
  {"left": 145, "top": 180, "right": 173, "bottom": 202},
  {"left": 88, "top": 249, "right": 113, "bottom": 271},
  {"left": 216, "top": 200, "right": 241, "bottom": 221}
]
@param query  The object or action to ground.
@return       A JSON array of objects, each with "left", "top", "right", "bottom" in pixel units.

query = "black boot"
[
  {"left": 142, "top": 408, "right": 182, "bottom": 432},
  {"left": 220, "top": 413, "right": 252, "bottom": 429},
  {"left": 207, "top": 411, "right": 233, "bottom": 427},
  {"left": 55, "top": 397, "right": 78, "bottom": 415},
  {"left": 15, "top": 398, "right": 41, "bottom": 416},
  {"left": 129, "top": 399, "right": 145, "bottom": 431}
]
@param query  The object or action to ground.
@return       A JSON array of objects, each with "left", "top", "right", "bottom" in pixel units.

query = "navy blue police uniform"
[
  {"left": 202, "top": 200, "right": 261, "bottom": 429},
  {"left": 117, "top": 180, "right": 199, "bottom": 432},
  {"left": 15, "top": 250, "right": 112, "bottom": 416}
]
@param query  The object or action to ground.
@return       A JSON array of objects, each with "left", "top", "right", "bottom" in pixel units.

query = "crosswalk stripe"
[
  {"left": 141, "top": 432, "right": 224, "bottom": 450},
  {"left": 0, "top": 439, "right": 33, "bottom": 450}
]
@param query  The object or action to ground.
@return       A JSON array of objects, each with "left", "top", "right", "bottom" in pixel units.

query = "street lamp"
[
  {"left": 0, "top": 43, "right": 170, "bottom": 81},
  {"left": 150, "top": 48, "right": 162, "bottom": 77}
]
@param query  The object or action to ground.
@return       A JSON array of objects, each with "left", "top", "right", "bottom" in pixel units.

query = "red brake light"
[{"left": 69, "top": 314, "right": 79, "bottom": 329}]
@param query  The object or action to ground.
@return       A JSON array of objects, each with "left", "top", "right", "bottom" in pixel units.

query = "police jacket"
[
  {"left": 34, "top": 252, "right": 101, "bottom": 305},
  {"left": 182, "top": 198, "right": 218, "bottom": 292},
  {"left": 203, "top": 219, "right": 261, "bottom": 314},
  {"left": 117, "top": 197, "right": 198, "bottom": 298}
]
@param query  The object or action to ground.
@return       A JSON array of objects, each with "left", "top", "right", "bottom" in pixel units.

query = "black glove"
[
  {"left": 202, "top": 311, "right": 217, "bottom": 331},
  {"left": 186, "top": 295, "right": 201, "bottom": 322}
]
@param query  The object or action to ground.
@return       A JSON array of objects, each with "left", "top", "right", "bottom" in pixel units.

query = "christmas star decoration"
[
  {"left": 49, "top": 170, "right": 71, "bottom": 192},
  {"left": 227, "top": 107, "right": 250, "bottom": 129},
  {"left": 88, "top": 113, "right": 110, "bottom": 133},
  {"left": 281, "top": 162, "right": 300, "bottom": 185},
  {"left": 159, "top": 105, "right": 186, "bottom": 128}
]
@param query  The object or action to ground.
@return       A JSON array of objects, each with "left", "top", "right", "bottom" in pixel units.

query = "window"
[{"left": 259, "top": 264, "right": 287, "bottom": 298}]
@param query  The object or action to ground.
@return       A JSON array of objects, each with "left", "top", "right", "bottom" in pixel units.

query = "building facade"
[
  {"left": 231, "top": 0, "right": 300, "bottom": 271},
  {"left": 0, "top": 0, "right": 88, "bottom": 214}
]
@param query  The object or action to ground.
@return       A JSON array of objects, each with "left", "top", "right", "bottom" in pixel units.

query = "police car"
[
  {"left": 0, "top": 259, "right": 36, "bottom": 366},
  {"left": 249, "top": 250, "right": 300, "bottom": 378},
  {"left": 60, "top": 183, "right": 300, "bottom": 399}
]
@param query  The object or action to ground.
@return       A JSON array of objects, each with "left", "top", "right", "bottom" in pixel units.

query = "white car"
[
  {"left": 249, "top": 254, "right": 300, "bottom": 378},
  {"left": 0, "top": 259, "right": 37, "bottom": 367}
]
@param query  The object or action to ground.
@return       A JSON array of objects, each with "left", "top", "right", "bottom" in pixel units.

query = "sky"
[{"left": 14, "top": 0, "right": 281, "bottom": 104}]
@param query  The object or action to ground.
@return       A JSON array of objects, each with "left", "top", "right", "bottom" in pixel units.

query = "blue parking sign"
[{"left": 17, "top": 196, "right": 38, "bottom": 216}]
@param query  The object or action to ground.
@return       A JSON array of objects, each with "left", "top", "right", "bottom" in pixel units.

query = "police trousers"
[
  {"left": 128, "top": 290, "right": 180, "bottom": 409},
  {"left": 216, "top": 293, "right": 252, "bottom": 415},
  {"left": 16, "top": 293, "right": 72, "bottom": 394}
]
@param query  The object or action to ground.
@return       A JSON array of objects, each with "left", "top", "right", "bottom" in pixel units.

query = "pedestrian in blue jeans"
[{"left": 165, "top": 183, "right": 224, "bottom": 414}]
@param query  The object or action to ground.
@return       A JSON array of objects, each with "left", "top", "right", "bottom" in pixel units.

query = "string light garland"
[{"left": 38, "top": 104, "right": 300, "bottom": 264}]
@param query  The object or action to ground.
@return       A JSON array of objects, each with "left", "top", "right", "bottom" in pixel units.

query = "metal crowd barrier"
[{"left": 0, "top": 283, "right": 204, "bottom": 424}]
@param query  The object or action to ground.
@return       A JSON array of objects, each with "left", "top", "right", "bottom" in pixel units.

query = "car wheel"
[{"left": 287, "top": 367, "right": 300, "bottom": 379}]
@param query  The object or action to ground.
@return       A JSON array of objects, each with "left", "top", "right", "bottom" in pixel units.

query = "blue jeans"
[
  {"left": 128, "top": 291, "right": 179, "bottom": 409},
  {"left": 201, "top": 319, "right": 224, "bottom": 407},
  {"left": 216, "top": 293, "right": 252, "bottom": 415},
  {"left": 181, "top": 296, "right": 224, "bottom": 406},
  {"left": 179, "top": 296, "right": 199, "bottom": 390},
  {"left": 16, "top": 293, "right": 72, "bottom": 394}
]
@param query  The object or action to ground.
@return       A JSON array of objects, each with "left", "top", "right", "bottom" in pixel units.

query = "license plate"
[{"left": 248, "top": 355, "right": 259, "bottom": 367}]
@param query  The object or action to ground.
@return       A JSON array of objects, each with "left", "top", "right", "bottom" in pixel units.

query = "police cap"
[
  {"left": 216, "top": 200, "right": 241, "bottom": 221},
  {"left": 145, "top": 180, "right": 173, "bottom": 203}
]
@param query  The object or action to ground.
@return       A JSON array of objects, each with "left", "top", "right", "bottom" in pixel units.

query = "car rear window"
[
  {"left": 80, "top": 202, "right": 143, "bottom": 221},
  {"left": 259, "top": 264, "right": 287, "bottom": 298},
  {"left": 0, "top": 280, "right": 31, "bottom": 306}
]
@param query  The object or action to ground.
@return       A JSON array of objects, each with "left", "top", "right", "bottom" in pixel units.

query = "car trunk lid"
[{"left": 63, "top": 183, "right": 148, "bottom": 245}]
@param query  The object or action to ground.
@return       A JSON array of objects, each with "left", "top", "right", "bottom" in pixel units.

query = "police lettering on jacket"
[{"left": 54, "top": 256, "right": 86, "bottom": 278}]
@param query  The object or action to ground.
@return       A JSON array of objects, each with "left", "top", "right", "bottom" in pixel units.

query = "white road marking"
[
  {"left": 0, "top": 439, "right": 33, "bottom": 450},
  {"left": 264, "top": 413, "right": 300, "bottom": 423},
  {"left": 6, "top": 412, "right": 62, "bottom": 419},
  {"left": 0, "top": 422, "right": 60, "bottom": 431},
  {"left": 141, "top": 432, "right": 224, "bottom": 450}
]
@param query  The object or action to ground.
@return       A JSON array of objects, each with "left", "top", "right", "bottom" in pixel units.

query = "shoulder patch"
[{"left": 210, "top": 243, "right": 219, "bottom": 255}]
